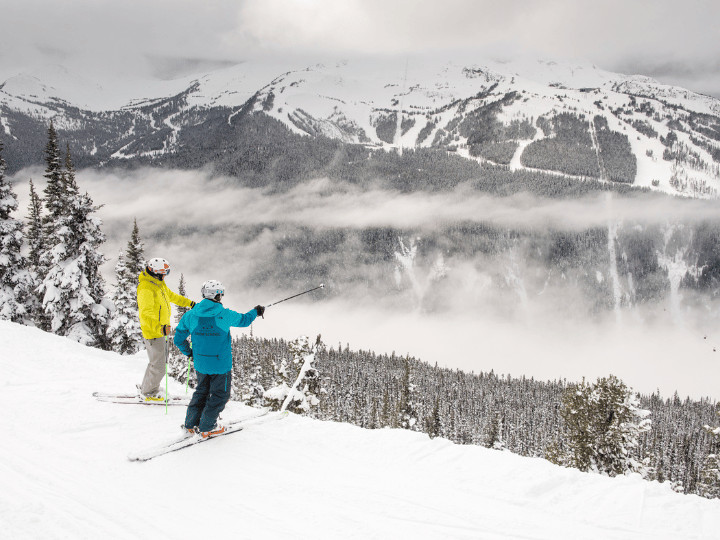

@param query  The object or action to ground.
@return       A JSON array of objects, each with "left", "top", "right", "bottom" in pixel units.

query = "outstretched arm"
[
  {"left": 228, "top": 308, "right": 258, "bottom": 328},
  {"left": 166, "top": 286, "right": 194, "bottom": 309}
]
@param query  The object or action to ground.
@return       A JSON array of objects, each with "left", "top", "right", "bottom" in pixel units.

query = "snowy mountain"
[
  {"left": 2, "top": 319, "right": 718, "bottom": 539},
  {"left": 2, "top": 56, "right": 720, "bottom": 197}
]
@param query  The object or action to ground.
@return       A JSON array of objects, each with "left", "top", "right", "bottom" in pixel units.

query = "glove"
[
  {"left": 189, "top": 301, "right": 196, "bottom": 309},
  {"left": 188, "top": 350, "right": 193, "bottom": 360},
  {"left": 254, "top": 305, "right": 265, "bottom": 319},
  {"left": 162, "top": 324, "right": 174, "bottom": 336}
]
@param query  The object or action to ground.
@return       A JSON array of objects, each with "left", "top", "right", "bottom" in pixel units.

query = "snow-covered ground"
[{"left": 2, "top": 320, "right": 718, "bottom": 540}]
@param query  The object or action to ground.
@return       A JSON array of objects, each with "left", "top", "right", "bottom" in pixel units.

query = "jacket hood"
[{"left": 194, "top": 298, "right": 224, "bottom": 316}]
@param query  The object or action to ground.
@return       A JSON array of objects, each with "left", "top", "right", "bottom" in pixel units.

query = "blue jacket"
[{"left": 174, "top": 298, "right": 258, "bottom": 374}]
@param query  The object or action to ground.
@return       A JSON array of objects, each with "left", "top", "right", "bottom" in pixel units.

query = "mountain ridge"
[{"left": 1, "top": 56, "right": 719, "bottom": 198}]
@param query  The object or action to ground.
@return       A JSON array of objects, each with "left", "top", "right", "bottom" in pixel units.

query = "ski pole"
[
  {"left": 186, "top": 342, "right": 193, "bottom": 394},
  {"left": 264, "top": 284, "right": 324, "bottom": 309},
  {"left": 165, "top": 336, "right": 169, "bottom": 415}
]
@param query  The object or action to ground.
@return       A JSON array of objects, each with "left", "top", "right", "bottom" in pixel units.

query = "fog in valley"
[{"left": 11, "top": 167, "right": 720, "bottom": 400}]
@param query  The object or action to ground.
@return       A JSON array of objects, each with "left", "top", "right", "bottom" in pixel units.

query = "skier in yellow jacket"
[{"left": 137, "top": 257, "right": 195, "bottom": 401}]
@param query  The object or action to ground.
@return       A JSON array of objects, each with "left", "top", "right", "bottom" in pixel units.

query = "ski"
[
  {"left": 128, "top": 410, "right": 288, "bottom": 461},
  {"left": 93, "top": 391, "right": 191, "bottom": 406},
  {"left": 128, "top": 409, "right": 273, "bottom": 462}
]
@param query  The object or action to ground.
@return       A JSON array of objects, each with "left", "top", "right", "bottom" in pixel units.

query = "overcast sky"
[{"left": 1, "top": 0, "right": 720, "bottom": 97}]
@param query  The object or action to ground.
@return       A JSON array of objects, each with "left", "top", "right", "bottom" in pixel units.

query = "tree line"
[
  {"left": 165, "top": 332, "right": 720, "bottom": 499},
  {"left": 0, "top": 123, "right": 146, "bottom": 352},
  {"left": 520, "top": 112, "right": 637, "bottom": 184},
  {"left": 0, "top": 124, "right": 112, "bottom": 345}
]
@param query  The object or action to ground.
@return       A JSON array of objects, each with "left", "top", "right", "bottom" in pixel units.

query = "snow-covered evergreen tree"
[
  {"left": 34, "top": 123, "right": 65, "bottom": 330},
  {"left": 108, "top": 250, "right": 143, "bottom": 354},
  {"left": 264, "top": 335, "right": 324, "bottom": 413},
  {"left": 23, "top": 179, "right": 45, "bottom": 326},
  {"left": 167, "top": 272, "right": 193, "bottom": 386},
  {"left": 263, "top": 355, "right": 291, "bottom": 411},
  {"left": 234, "top": 338, "right": 266, "bottom": 407},
  {"left": 124, "top": 219, "right": 145, "bottom": 280},
  {"left": 108, "top": 219, "right": 145, "bottom": 354},
  {"left": 380, "top": 389, "right": 394, "bottom": 428},
  {"left": 38, "top": 140, "right": 113, "bottom": 348},
  {"left": 544, "top": 436, "right": 567, "bottom": 467},
  {"left": 175, "top": 273, "right": 189, "bottom": 322},
  {"left": 0, "top": 142, "right": 32, "bottom": 323},
  {"left": 560, "top": 375, "right": 651, "bottom": 477},
  {"left": 428, "top": 395, "right": 442, "bottom": 438},
  {"left": 41, "top": 123, "right": 65, "bottom": 244},
  {"left": 400, "top": 355, "right": 418, "bottom": 430},
  {"left": 697, "top": 412, "right": 720, "bottom": 499},
  {"left": 25, "top": 180, "right": 44, "bottom": 269},
  {"left": 486, "top": 412, "right": 506, "bottom": 450}
]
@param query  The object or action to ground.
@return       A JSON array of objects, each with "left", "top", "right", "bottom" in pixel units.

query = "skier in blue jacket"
[{"left": 174, "top": 279, "right": 265, "bottom": 438}]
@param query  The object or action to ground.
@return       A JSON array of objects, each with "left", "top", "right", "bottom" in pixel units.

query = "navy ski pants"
[{"left": 185, "top": 371, "right": 232, "bottom": 432}]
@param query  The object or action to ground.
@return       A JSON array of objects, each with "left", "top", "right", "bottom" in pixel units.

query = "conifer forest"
[{"left": 166, "top": 333, "right": 720, "bottom": 498}]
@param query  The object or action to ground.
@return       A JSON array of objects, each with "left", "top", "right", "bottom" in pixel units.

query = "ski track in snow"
[{"left": 2, "top": 320, "right": 718, "bottom": 540}]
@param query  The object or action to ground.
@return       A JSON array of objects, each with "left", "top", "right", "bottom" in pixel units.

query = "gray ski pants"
[{"left": 140, "top": 337, "right": 168, "bottom": 395}]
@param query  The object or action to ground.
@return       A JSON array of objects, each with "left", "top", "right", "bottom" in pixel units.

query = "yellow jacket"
[{"left": 137, "top": 270, "right": 193, "bottom": 339}]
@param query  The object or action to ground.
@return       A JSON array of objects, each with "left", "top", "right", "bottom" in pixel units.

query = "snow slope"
[{"left": 2, "top": 320, "right": 718, "bottom": 539}]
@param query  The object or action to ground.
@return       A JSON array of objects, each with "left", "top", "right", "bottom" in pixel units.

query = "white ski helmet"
[
  {"left": 201, "top": 279, "right": 225, "bottom": 300},
  {"left": 147, "top": 257, "right": 171, "bottom": 276}
]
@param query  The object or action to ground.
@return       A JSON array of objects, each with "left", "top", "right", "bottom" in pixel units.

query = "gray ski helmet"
[
  {"left": 147, "top": 257, "right": 170, "bottom": 276},
  {"left": 201, "top": 279, "right": 225, "bottom": 299}
]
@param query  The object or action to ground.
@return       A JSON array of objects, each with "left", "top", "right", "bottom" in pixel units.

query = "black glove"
[
  {"left": 188, "top": 350, "right": 193, "bottom": 360},
  {"left": 254, "top": 305, "right": 265, "bottom": 319},
  {"left": 190, "top": 301, "right": 196, "bottom": 309}
]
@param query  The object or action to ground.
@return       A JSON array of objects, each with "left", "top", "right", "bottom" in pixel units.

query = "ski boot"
[{"left": 198, "top": 423, "right": 226, "bottom": 439}]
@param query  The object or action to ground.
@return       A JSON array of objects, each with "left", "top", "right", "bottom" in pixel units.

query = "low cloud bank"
[
  {"left": 10, "top": 167, "right": 720, "bottom": 400},
  {"left": 251, "top": 301, "right": 720, "bottom": 401},
  {"left": 15, "top": 166, "right": 720, "bottom": 231}
]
